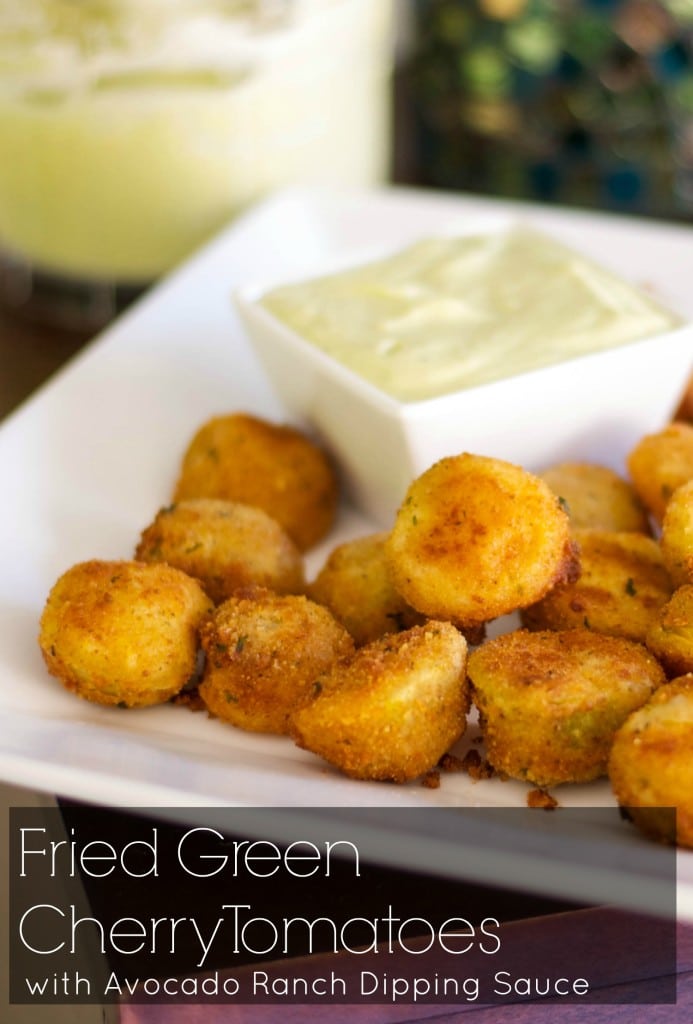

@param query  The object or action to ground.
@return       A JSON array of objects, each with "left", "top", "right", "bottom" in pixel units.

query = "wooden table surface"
[{"left": 0, "top": 306, "right": 92, "bottom": 421}]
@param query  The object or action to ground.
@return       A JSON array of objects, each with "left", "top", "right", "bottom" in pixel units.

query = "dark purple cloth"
[{"left": 119, "top": 910, "right": 692, "bottom": 1023}]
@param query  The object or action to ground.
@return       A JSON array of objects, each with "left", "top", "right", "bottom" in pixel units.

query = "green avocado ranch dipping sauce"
[{"left": 261, "top": 227, "right": 680, "bottom": 403}]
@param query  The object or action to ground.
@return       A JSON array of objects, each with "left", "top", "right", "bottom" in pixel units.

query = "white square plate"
[{"left": 0, "top": 185, "right": 691, "bottom": 916}]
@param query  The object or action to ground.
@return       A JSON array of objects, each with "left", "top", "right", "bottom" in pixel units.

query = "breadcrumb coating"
[
  {"left": 387, "top": 453, "right": 578, "bottom": 629},
  {"left": 174, "top": 412, "right": 338, "bottom": 550},
  {"left": 39, "top": 560, "right": 213, "bottom": 707},
  {"left": 609, "top": 674, "right": 693, "bottom": 847},
  {"left": 468, "top": 628, "right": 665, "bottom": 787},
  {"left": 290, "top": 622, "right": 469, "bottom": 782}
]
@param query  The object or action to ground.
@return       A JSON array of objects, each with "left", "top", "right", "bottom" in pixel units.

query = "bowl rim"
[
  {"left": 233, "top": 216, "right": 691, "bottom": 418},
  {"left": 235, "top": 283, "right": 693, "bottom": 419}
]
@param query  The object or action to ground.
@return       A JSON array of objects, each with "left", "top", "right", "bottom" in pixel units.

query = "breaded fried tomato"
[
  {"left": 540, "top": 461, "right": 650, "bottom": 533},
  {"left": 386, "top": 453, "right": 578, "bottom": 630},
  {"left": 308, "top": 532, "right": 424, "bottom": 646},
  {"left": 289, "top": 622, "right": 469, "bottom": 782},
  {"left": 39, "top": 560, "right": 213, "bottom": 707},
  {"left": 468, "top": 629, "right": 665, "bottom": 787},
  {"left": 660, "top": 479, "right": 693, "bottom": 587},
  {"left": 135, "top": 498, "right": 304, "bottom": 604},
  {"left": 609, "top": 674, "right": 693, "bottom": 847},
  {"left": 174, "top": 413, "right": 338, "bottom": 550},
  {"left": 627, "top": 421, "right": 693, "bottom": 523},
  {"left": 199, "top": 587, "right": 353, "bottom": 734},
  {"left": 521, "top": 529, "right": 672, "bottom": 644},
  {"left": 646, "top": 585, "right": 693, "bottom": 677}
]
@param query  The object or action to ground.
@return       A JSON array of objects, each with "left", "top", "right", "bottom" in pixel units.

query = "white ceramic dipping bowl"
[{"left": 235, "top": 227, "right": 693, "bottom": 526}]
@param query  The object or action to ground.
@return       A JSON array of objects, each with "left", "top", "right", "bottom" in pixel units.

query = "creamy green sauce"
[{"left": 262, "top": 227, "right": 680, "bottom": 402}]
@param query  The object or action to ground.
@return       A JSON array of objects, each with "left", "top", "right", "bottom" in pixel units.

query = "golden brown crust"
[
  {"left": 468, "top": 628, "right": 665, "bottom": 787},
  {"left": 173, "top": 412, "right": 338, "bottom": 550},
  {"left": 135, "top": 498, "right": 304, "bottom": 604},
  {"left": 660, "top": 479, "right": 693, "bottom": 588},
  {"left": 289, "top": 622, "right": 469, "bottom": 782},
  {"left": 386, "top": 453, "right": 578, "bottom": 629},
  {"left": 627, "top": 421, "right": 693, "bottom": 523},
  {"left": 646, "top": 585, "right": 693, "bottom": 677},
  {"left": 39, "top": 560, "right": 213, "bottom": 707},
  {"left": 527, "top": 789, "right": 558, "bottom": 810},
  {"left": 458, "top": 749, "right": 495, "bottom": 781},
  {"left": 521, "top": 529, "right": 673, "bottom": 644},
  {"left": 540, "top": 461, "right": 651, "bottom": 533},
  {"left": 308, "top": 531, "right": 424, "bottom": 645},
  {"left": 609, "top": 674, "right": 693, "bottom": 847},
  {"left": 198, "top": 586, "right": 353, "bottom": 735}
]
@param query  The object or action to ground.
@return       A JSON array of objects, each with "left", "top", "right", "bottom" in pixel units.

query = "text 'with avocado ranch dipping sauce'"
[{"left": 261, "top": 227, "right": 681, "bottom": 403}]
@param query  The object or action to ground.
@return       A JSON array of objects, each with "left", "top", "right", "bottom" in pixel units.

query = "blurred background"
[
  {"left": 1, "top": 0, "right": 693, "bottom": 415},
  {"left": 399, "top": 0, "right": 693, "bottom": 219}
]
